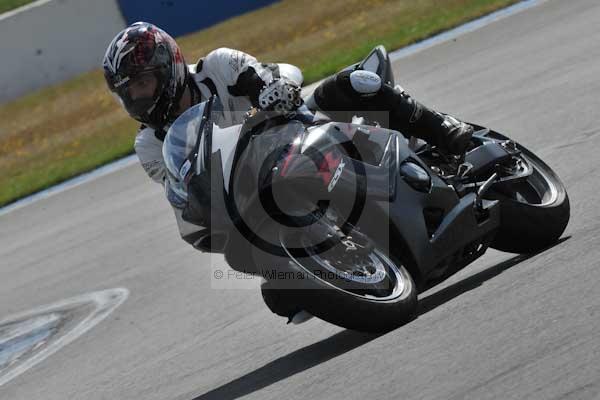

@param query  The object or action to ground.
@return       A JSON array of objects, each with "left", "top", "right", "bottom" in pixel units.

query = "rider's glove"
[{"left": 258, "top": 78, "right": 303, "bottom": 114}]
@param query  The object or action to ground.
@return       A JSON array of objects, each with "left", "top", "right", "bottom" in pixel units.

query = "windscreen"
[{"left": 162, "top": 102, "right": 207, "bottom": 207}]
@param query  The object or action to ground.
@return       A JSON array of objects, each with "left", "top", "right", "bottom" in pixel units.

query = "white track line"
[
  {"left": 0, "top": 0, "right": 544, "bottom": 217},
  {"left": 0, "top": 0, "right": 53, "bottom": 21},
  {"left": 389, "top": 0, "right": 545, "bottom": 62},
  {"left": 0, "top": 155, "right": 138, "bottom": 217}
]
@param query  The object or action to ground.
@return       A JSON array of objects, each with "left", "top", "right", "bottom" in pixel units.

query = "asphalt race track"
[{"left": 1, "top": 1, "right": 599, "bottom": 398}]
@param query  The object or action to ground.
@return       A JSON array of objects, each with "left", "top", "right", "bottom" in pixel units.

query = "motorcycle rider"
[
  {"left": 103, "top": 21, "right": 473, "bottom": 323},
  {"left": 103, "top": 22, "right": 472, "bottom": 187}
]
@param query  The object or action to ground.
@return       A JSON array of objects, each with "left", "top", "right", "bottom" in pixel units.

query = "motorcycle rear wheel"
[{"left": 485, "top": 135, "right": 570, "bottom": 253}]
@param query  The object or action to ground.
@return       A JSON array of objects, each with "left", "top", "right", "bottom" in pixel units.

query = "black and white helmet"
[{"left": 103, "top": 22, "right": 188, "bottom": 129}]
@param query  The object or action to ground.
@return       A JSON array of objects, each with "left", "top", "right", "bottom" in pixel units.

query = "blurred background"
[
  {"left": 1, "top": 0, "right": 279, "bottom": 102},
  {"left": 0, "top": 0, "right": 517, "bottom": 207}
]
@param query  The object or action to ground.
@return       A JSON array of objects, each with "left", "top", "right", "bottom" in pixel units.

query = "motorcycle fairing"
[{"left": 224, "top": 115, "right": 500, "bottom": 284}]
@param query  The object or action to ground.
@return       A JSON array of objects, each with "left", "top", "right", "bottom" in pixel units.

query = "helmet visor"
[{"left": 112, "top": 70, "right": 166, "bottom": 120}]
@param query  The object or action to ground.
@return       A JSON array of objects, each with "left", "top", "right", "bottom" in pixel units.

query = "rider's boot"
[{"left": 385, "top": 86, "right": 474, "bottom": 155}]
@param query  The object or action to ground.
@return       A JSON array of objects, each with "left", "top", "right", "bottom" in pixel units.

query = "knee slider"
[{"left": 349, "top": 70, "right": 382, "bottom": 95}]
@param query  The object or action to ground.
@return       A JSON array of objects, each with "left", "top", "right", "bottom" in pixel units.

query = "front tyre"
[{"left": 254, "top": 221, "right": 417, "bottom": 333}]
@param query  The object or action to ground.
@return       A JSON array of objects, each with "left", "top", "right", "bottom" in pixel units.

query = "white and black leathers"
[{"left": 134, "top": 47, "right": 471, "bottom": 187}]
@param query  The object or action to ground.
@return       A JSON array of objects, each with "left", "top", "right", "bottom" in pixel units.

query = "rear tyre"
[{"left": 485, "top": 136, "right": 570, "bottom": 253}]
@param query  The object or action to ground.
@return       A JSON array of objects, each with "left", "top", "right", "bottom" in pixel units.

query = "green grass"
[
  {"left": 0, "top": 0, "right": 519, "bottom": 207},
  {"left": 0, "top": 0, "right": 36, "bottom": 14}
]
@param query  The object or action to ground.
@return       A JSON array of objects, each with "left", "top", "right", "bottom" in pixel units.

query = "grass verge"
[
  {"left": 0, "top": 0, "right": 36, "bottom": 14},
  {"left": 0, "top": 0, "right": 518, "bottom": 207}
]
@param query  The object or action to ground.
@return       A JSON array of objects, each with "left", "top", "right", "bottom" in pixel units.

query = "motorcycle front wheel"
[{"left": 253, "top": 219, "right": 417, "bottom": 333}]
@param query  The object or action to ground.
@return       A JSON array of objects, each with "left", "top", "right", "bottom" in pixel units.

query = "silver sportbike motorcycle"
[{"left": 163, "top": 46, "right": 570, "bottom": 332}]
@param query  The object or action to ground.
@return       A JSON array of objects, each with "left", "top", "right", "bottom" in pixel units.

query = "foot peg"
[
  {"left": 457, "top": 162, "right": 474, "bottom": 178},
  {"left": 475, "top": 172, "right": 498, "bottom": 211}
]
